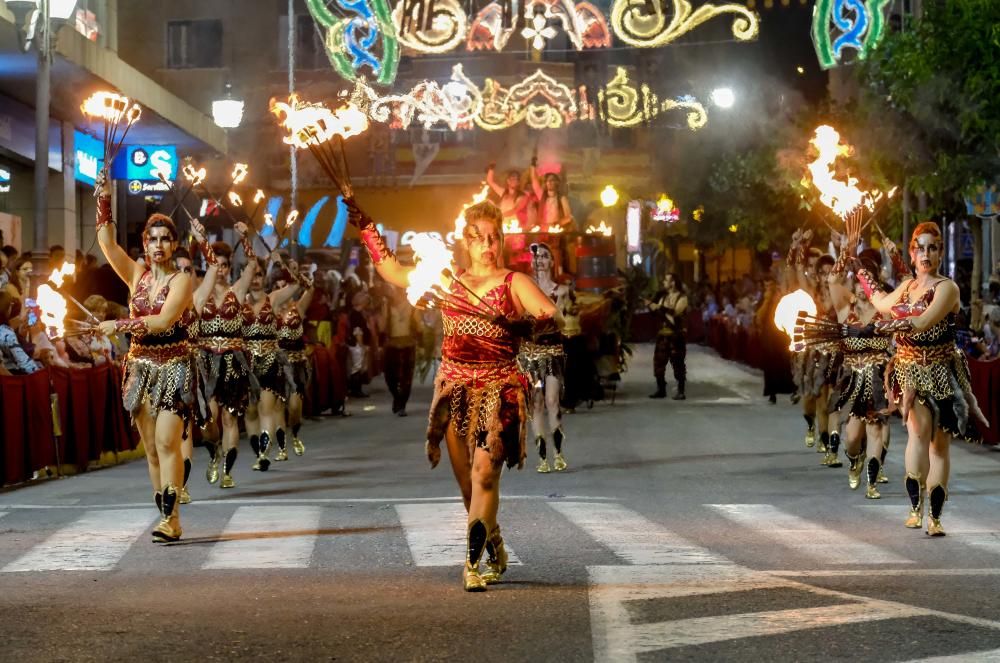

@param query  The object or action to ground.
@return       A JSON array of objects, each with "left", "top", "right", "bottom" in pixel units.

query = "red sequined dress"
[
  {"left": 278, "top": 306, "right": 312, "bottom": 397},
  {"left": 427, "top": 271, "right": 527, "bottom": 469},
  {"left": 122, "top": 270, "right": 203, "bottom": 429},
  {"left": 886, "top": 281, "right": 984, "bottom": 440},
  {"left": 197, "top": 290, "right": 259, "bottom": 416},
  {"left": 245, "top": 296, "right": 294, "bottom": 400}
]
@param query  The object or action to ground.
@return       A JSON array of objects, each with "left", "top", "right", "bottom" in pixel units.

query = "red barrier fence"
[{"left": 704, "top": 316, "right": 999, "bottom": 445}]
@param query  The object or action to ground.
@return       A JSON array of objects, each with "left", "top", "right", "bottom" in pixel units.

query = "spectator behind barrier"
[{"left": 0, "top": 290, "right": 40, "bottom": 375}]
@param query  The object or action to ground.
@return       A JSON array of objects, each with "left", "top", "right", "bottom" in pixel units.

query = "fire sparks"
[
  {"left": 503, "top": 218, "right": 524, "bottom": 234},
  {"left": 586, "top": 221, "right": 613, "bottom": 236},
  {"left": 773, "top": 289, "right": 817, "bottom": 350},
  {"left": 805, "top": 125, "right": 881, "bottom": 219},
  {"left": 271, "top": 94, "right": 369, "bottom": 148},
  {"left": 48, "top": 262, "right": 76, "bottom": 288},
  {"left": 231, "top": 163, "right": 249, "bottom": 185},
  {"left": 548, "top": 224, "right": 564, "bottom": 234},
  {"left": 228, "top": 192, "right": 243, "bottom": 207}
]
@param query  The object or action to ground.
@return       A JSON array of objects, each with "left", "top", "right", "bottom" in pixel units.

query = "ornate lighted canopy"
[{"left": 811, "top": 0, "right": 891, "bottom": 70}]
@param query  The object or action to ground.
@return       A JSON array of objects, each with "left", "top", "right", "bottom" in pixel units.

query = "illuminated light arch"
[
  {"left": 366, "top": 64, "right": 482, "bottom": 130},
  {"left": 609, "top": 0, "right": 758, "bottom": 48},
  {"left": 662, "top": 96, "right": 708, "bottom": 130},
  {"left": 468, "top": 0, "right": 610, "bottom": 51},
  {"left": 597, "top": 67, "right": 707, "bottom": 130},
  {"left": 811, "top": 0, "right": 890, "bottom": 70},
  {"left": 307, "top": 0, "right": 399, "bottom": 85},
  {"left": 393, "top": 0, "right": 468, "bottom": 53}
]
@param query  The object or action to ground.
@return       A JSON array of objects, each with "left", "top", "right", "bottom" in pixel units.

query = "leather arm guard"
[
  {"left": 240, "top": 235, "right": 256, "bottom": 260},
  {"left": 855, "top": 268, "right": 880, "bottom": 300},
  {"left": 114, "top": 317, "right": 149, "bottom": 336},
  {"left": 96, "top": 195, "right": 113, "bottom": 231},
  {"left": 873, "top": 318, "right": 913, "bottom": 335}
]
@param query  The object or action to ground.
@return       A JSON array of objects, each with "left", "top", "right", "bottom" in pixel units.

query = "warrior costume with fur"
[
  {"left": 197, "top": 290, "right": 259, "bottom": 416},
  {"left": 245, "top": 296, "right": 294, "bottom": 402},
  {"left": 827, "top": 301, "right": 892, "bottom": 424},
  {"left": 278, "top": 306, "right": 312, "bottom": 397},
  {"left": 427, "top": 271, "right": 528, "bottom": 469},
  {"left": 121, "top": 270, "right": 205, "bottom": 434}
]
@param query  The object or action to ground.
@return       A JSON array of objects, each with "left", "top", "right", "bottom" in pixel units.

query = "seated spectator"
[{"left": 0, "top": 291, "right": 40, "bottom": 374}]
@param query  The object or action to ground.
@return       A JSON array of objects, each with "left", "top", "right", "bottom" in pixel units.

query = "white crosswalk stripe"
[
  {"left": 2, "top": 509, "right": 154, "bottom": 572},
  {"left": 862, "top": 504, "right": 1000, "bottom": 555},
  {"left": 708, "top": 504, "right": 913, "bottom": 564},
  {"left": 394, "top": 503, "right": 521, "bottom": 567},
  {"left": 203, "top": 506, "right": 321, "bottom": 569},
  {"left": 551, "top": 502, "right": 731, "bottom": 566},
  {"left": 900, "top": 649, "right": 1000, "bottom": 662}
]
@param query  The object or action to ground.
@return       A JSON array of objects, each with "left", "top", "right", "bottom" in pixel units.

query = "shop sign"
[
  {"left": 73, "top": 130, "right": 103, "bottom": 186},
  {"left": 0, "top": 164, "right": 10, "bottom": 193},
  {"left": 127, "top": 179, "right": 170, "bottom": 195},
  {"left": 112, "top": 144, "right": 177, "bottom": 183}
]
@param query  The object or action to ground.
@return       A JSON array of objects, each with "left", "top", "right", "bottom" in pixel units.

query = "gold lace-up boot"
[{"left": 480, "top": 525, "right": 509, "bottom": 585}]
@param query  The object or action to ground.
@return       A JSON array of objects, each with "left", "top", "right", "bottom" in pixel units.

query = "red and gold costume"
[
  {"left": 245, "top": 297, "right": 294, "bottom": 402},
  {"left": 121, "top": 271, "right": 204, "bottom": 433},
  {"left": 197, "top": 291, "right": 259, "bottom": 416},
  {"left": 427, "top": 271, "right": 528, "bottom": 469},
  {"left": 278, "top": 306, "right": 312, "bottom": 397}
]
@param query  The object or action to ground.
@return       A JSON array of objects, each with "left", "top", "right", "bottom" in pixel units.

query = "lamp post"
[
  {"left": 5, "top": 0, "right": 77, "bottom": 270},
  {"left": 212, "top": 81, "right": 245, "bottom": 130}
]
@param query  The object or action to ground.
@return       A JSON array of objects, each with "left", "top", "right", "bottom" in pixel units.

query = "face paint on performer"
[
  {"left": 465, "top": 219, "right": 503, "bottom": 267},
  {"left": 910, "top": 234, "right": 941, "bottom": 274},
  {"left": 144, "top": 227, "right": 176, "bottom": 266}
]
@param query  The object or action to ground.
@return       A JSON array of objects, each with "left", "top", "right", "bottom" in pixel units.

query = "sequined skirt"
[
  {"left": 427, "top": 358, "right": 527, "bottom": 470},
  {"left": 288, "top": 352, "right": 313, "bottom": 397},
  {"left": 517, "top": 342, "right": 565, "bottom": 396},
  {"left": 197, "top": 348, "right": 259, "bottom": 416},
  {"left": 830, "top": 354, "right": 890, "bottom": 424},
  {"left": 122, "top": 349, "right": 206, "bottom": 433},
  {"left": 247, "top": 340, "right": 295, "bottom": 402}
]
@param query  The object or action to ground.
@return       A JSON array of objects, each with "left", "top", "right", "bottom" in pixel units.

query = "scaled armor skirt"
[
  {"left": 286, "top": 349, "right": 313, "bottom": 398},
  {"left": 830, "top": 353, "right": 890, "bottom": 424},
  {"left": 122, "top": 338, "right": 206, "bottom": 436},
  {"left": 517, "top": 341, "right": 565, "bottom": 398},
  {"left": 793, "top": 347, "right": 830, "bottom": 399},
  {"left": 197, "top": 343, "right": 259, "bottom": 417},
  {"left": 246, "top": 339, "right": 294, "bottom": 402},
  {"left": 427, "top": 358, "right": 528, "bottom": 470},
  {"left": 886, "top": 340, "right": 985, "bottom": 442}
]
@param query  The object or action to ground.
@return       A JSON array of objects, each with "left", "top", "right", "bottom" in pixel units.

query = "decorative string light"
[
  {"left": 597, "top": 67, "right": 707, "bottom": 129},
  {"left": 811, "top": 0, "right": 890, "bottom": 70},
  {"left": 362, "top": 64, "right": 482, "bottom": 130},
  {"left": 393, "top": 0, "right": 468, "bottom": 53},
  {"left": 307, "top": 0, "right": 399, "bottom": 85},
  {"left": 468, "top": 0, "right": 611, "bottom": 51},
  {"left": 609, "top": 0, "right": 758, "bottom": 48}
]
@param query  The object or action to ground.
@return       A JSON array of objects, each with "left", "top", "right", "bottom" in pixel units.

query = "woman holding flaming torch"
[
  {"left": 852, "top": 222, "right": 987, "bottom": 535},
  {"left": 275, "top": 270, "right": 315, "bottom": 462},
  {"left": 94, "top": 170, "right": 199, "bottom": 543},
  {"left": 188, "top": 221, "right": 259, "bottom": 489},
  {"left": 350, "top": 199, "right": 561, "bottom": 592}
]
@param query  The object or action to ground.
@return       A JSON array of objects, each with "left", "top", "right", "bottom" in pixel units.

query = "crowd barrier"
[
  {"left": 0, "top": 344, "right": 353, "bottom": 488},
  {"left": 704, "top": 317, "right": 999, "bottom": 445}
]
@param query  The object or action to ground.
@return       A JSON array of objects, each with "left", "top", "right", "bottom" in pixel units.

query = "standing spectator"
[
  {"left": 647, "top": 273, "right": 688, "bottom": 400},
  {"left": 0, "top": 291, "right": 40, "bottom": 374},
  {"left": 383, "top": 285, "right": 419, "bottom": 416},
  {"left": 347, "top": 326, "right": 368, "bottom": 398},
  {"left": 974, "top": 307, "right": 1000, "bottom": 360}
]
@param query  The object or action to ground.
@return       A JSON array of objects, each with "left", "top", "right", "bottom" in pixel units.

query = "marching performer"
[
  {"left": 275, "top": 271, "right": 315, "bottom": 461},
  {"left": 486, "top": 164, "right": 529, "bottom": 225},
  {"left": 647, "top": 273, "right": 688, "bottom": 400},
  {"left": 189, "top": 222, "right": 258, "bottom": 489},
  {"left": 518, "top": 243, "right": 569, "bottom": 473},
  {"left": 95, "top": 170, "right": 199, "bottom": 542},
  {"left": 351, "top": 199, "right": 559, "bottom": 591}
]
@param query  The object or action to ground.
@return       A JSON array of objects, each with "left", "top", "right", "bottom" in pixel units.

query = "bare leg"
[
  {"left": 287, "top": 393, "right": 303, "bottom": 432},
  {"left": 445, "top": 426, "right": 472, "bottom": 511},
  {"left": 927, "top": 428, "right": 951, "bottom": 491},
  {"left": 154, "top": 410, "right": 186, "bottom": 491},
  {"left": 245, "top": 402, "right": 261, "bottom": 437},
  {"left": 468, "top": 445, "right": 502, "bottom": 531},
  {"left": 904, "top": 402, "right": 933, "bottom": 482},
  {"left": 844, "top": 417, "right": 865, "bottom": 457},
  {"left": 135, "top": 405, "right": 159, "bottom": 492},
  {"left": 544, "top": 375, "right": 561, "bottom": 435},
  {"left": 221, "top": 409, "right": 240, "bottom": 453},
  {"left": 530, "top": 388, "right": 545, "bottom": 441}
]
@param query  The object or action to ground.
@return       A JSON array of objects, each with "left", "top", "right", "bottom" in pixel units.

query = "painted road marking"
[
  {"left": 2, "top": 509, "right": 154, "bottom": 572},
  {"left": 863, "top": 504, "right": 1000, "bottom": 556},
  {"left": 394, "top": 503, "right": 521, "bottom": 567},
  {"left": 551, "top": 502, "right": 731, "bottom": 566},
  {"left": 708, "top": 504, "right": 912, "bottom": 564},
  {"left": 203, "top": 506, "right": 321, "bottom": 569},
  {"left": 900, "top": 649, "right": 1000, "bottom": 662}
]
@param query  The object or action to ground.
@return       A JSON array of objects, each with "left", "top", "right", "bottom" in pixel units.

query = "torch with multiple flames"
[{"left": 80, "top": 91, "right": 142, "bottom": 168}]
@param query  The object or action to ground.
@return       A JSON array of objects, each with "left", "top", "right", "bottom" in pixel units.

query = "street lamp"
[
  {"left": 4, "top": 0, "right": 78, "bottom": 271},
  {"left": 212, "top": 81, "right": 245, "bottom": 129},
  {"left": 710, "top": 87, "right": 735, "bottom": 109},
  {"left": 600, "top": 184, "right": 619, "bottom": 207}
]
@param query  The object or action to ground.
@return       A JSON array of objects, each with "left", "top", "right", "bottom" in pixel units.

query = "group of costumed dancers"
[
  {"left": 93, "top": 169, "right": 315, "bottom": 543},
  {"left": 790, "top": 221, "right": 988, "bottom": 536}
]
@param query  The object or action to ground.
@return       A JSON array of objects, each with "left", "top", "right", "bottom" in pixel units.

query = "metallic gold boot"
[
  {"left": 927, "top": 485, "right": 947, "bottom": 537},
  {"left": 846, "top": 452, "right": 864, "bottom": 490},
  {"left": 535, "top": 435, "right": 550, "bottom": 473},
  {"left": 865, "top": 457, "right": 882, "bottom": 499},
  {"left": 553, "top": 427, "right": 567, "bottom": 471},
  {"left": 292, "top": 437, "right": 305, "bottom": 456},
  {"left": 804, "top": 428, "right": 816, "bottom": 448},
  {"left": 152, "top": 484, "right": 182, "bottom": 543},
  {"left": 817, "top": 432, "right": 829, "bottom": 454},
  {"left": 179, "top": 458, "right": 192, "bottom": 504},
  {"left": 904, "top": 472, "right": 924, "bottom": 529},
  {"left": 553, "top": 453, "right": 567, "bottom": 472},
  {"left": 878, "top": 443, "right": 889, "bottom": 482},
  {"left": 274, "top": 429, "right": 289, "bottom": 462},
  {"left": 253, "top": 432, "right": 271, "bottom": 471},
  {"left": 220, "top": 448, "right": 237, "bottom": 489},
  {"left": 480, "top": 525, "right": 508, "bottom": 585},
  {"left": 463, "top": 519, "right": 488, "bottom": 592},
  {"left": 206, "top": 455, "right": 219, "bottom": 485}
]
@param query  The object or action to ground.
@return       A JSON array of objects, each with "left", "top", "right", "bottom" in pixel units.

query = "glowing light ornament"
[
  {"left": 811, "top": 0, "right": 890, "bottom": 70},
  {"left": 365, "top": 64, "right": 482, "bottom": 130},
  {"left": 307, "top": 0, "right": 399, "bottom": 85},
  {"left": 474, "top": 69, "right": 577, "bottom": 131},
  {"left": 609, "top": 0, "right": 758, "bottom": 48},
  {"left": 774, "top": 288, "right": 817, "bottom": 350},
  {"left": 597, "top": 68, "right": 707, "bottom": 130},
  {"left": 522, "top": 8, "right": 558, "bottom": 49},
  {"left": 586, "top": 220, "right": 613, "bottom": 236},
  {"left": 468, "top": 0, "right": 611, "bottom": 51},
  {"left": 652, "top": 193, "right": 679, "bottom": 222},
  {"left": 393, "top": 0, "right": 468, "bottom": 53},
  {"left": 80, "top": 91, "right": 142, "bottom": 165}
]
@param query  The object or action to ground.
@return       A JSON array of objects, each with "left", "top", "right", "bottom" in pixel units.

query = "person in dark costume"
[{"left": 648, "top": 273, "right": 688, "bottom": 400}]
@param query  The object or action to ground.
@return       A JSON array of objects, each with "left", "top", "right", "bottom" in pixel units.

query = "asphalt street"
[{"left": 1, "top": 344, "right": 999, "bottom": 662}]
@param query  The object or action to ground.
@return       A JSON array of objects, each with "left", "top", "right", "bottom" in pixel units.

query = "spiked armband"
[
  {"left": 855, "top": 268, "right": 880, "bottom": 300},
  {"left": 873, "top": 318, "right": 913, "bottom": 335},
  {"left": 360, "top": 223, "right": 395, "bottom": 266},
  {"left": 114, "top": 317, "right": 149, "bottom": 336},
  {"left": 201, "top": 240, "right": 217, "bottom": 266},
  {"left": 240, "top": 235, "right": 256, "bottom": 260},
  {"left": 96, "top": 195, "right": 113, "bottom": 231}
]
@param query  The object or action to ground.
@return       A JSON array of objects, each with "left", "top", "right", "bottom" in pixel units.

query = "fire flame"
[
  {"left": 285, "top": 210, "right": 299, "bottom": 230},
  {"left": 806, "top": 125, "right": 880, "bottom": 219},
  {"left": 228, "top": 192, "right": 243, "bottom": 207},
  {"left": 264, "top": 213, "right": 274, "bottom": 227},
  {"left": 270, "top": 94, "right": 369, "bottom": 149},
  {"left": 231, "top": 163, "right": 249, "bottom": 185},
  {"left": 586, "top": 221, "right": 613, "bottom": 236},
  {"left": 81, "top": 92, "right": 136, "bottom": 123},
  {"left": 529, "top": 225, "right": 541, "bottom": 233},
  {"left": 773, "top": 289, "right": 817, "bottom": 350},
  {"left": 253, "top": 189, "right": 266, "bottom": 203},
  {"left": 452, "top": 185, "right": 491, "bottom": 239},
  {"left": 503, "top": 218, "right": 524, "bottom": 234},
  {"left": 48, "top": 261, "right": 76, "bottom": 288},
  {"left": 36, "top": 262, "right": 76, "bottom": 337},
  {"left": 406, "top": 234, "right": 453, "bottom": 307},
  {"left": 182, "top": 164, "right": 206, "bottom": 186},
  {"left": 548, "top": 225, "right": 564, "bottom": 234}
]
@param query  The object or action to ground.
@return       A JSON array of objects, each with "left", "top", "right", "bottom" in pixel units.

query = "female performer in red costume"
[
  {"left": 95, "top": 171, "right": 198, "bottom": 542},
  {"left": 529, "top": 164, "right": 574, "bottom": 231},
  {"left": 351, "top": 200, "right": 560, "bottom": 591},
  {"left": 275, "top": 273, "right": 314, "bottom": 461},
  {"left": 189, "top": 222, "right": 258, "bottom": 488},
  {"left": 856, "top": 222, "right": 987, "bottom": 535}
]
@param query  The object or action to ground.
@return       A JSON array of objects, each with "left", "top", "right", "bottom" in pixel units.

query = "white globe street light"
[
  {"left": 710, "top": 87, "right": 735, "bottom": 109},
  {"left": 212, "top": 82, "right": 245, "bottom": 129}
]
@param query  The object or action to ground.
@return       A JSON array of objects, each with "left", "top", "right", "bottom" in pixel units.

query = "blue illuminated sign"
[
  {"left": 112, "top": 144, "right": 177, "bottom": 184},
  {"left": 73, "top": 130, "right": 104, "bottom": 186},
  {"left": 0, "top": 164, "right": 10, "bottom": 193}
]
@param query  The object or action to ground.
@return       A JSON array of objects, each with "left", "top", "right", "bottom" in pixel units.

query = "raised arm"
[
  {"left": 511, "top": 272, "right": 562, "bottom": 327},
  {"left": 268, "top": 281, "right": 301, "bottom": 310},
  {"left": 529, "top": 164, "right": 543, "bottom": 200},
  {"left": 346, "top": 200, "right": 413, "bottom": 289},
  {"left": 190, "top": 220, "right": 217, "bottom": 313},
  {"left": 485, "top": 164, "right": 504, "bottom": 197},
  {"left": 296, "top": 277, "right": 315, "bottom": 317},
  {"left": 95, "top": 170, "right": 142, "bottom": 289}
]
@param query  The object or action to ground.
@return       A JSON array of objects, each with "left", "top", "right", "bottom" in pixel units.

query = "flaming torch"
[
  {"left": 36, "top": 263, "right": 96, "bottom": 338},
  {"left": 80, "top": 91, "right": 142, "bottom": 167},
  {"left": 271, "top": 94, "right": 369, "bottom": 199},
  {"left": 773, "top": 288, "right": 817, "bottom": 351}
]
